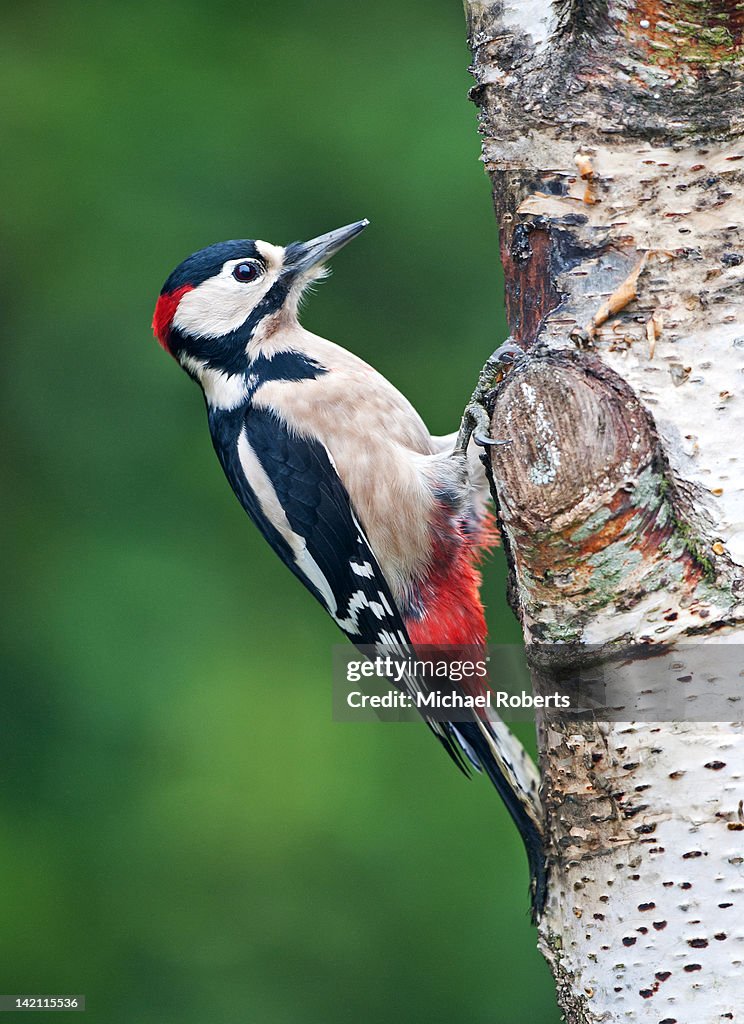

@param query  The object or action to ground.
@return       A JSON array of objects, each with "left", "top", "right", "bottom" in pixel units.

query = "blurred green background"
[{"left": 1, "top": 2, "right": 558, "bottom": 1021}]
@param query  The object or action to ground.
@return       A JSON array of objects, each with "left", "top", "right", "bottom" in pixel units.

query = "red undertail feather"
[
  {"left": 406, "top": 548, "right": 487, "bottom": 650},
  {"left": 404, "top": 511, "right": 499, "bottom": 715},
  {"left": 473, "top": 508, "right": 499, "bottom": 563},
  {"left": 405, "top": 511, "right": 498, "bottom": 651}
]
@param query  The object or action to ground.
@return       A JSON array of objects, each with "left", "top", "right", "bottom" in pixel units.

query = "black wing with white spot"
[{"left": 238, "top": 405, "right": 408, "bottom": 649}]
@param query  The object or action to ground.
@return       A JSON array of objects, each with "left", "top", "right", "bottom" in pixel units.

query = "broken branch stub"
[
  {"left": 491, "top": 352, "right": 651, "bottom": 530},
  {"left": 488, "top": 350, "right": 709, "bottom": 645}
]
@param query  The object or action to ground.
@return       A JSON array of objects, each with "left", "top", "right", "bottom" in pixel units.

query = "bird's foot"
[
  {"left": 461, "top": 402, "right": 512, "bottom": 450},
  {"left": 454, "top": 340, "right": 523, "bottom": 455}
]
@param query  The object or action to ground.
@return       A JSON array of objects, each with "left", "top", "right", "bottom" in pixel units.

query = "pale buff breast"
[{"left": 251, "top": 329, "right": 440, "bottom": 597}]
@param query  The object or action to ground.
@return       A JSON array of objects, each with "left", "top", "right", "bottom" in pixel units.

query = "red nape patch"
[{"left": 152, "top": 285, "right": 192, "bottom": 353}]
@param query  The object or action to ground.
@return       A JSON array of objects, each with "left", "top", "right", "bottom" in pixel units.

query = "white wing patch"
[
  {"left": 237, "top": 429, "right": 398, "bottom": 639},
  {"left": 237, "top": 430, "right": 339, "bottom": 611},
  {"left": 172, "top": 251, "right": 282, "bottom": 341}
]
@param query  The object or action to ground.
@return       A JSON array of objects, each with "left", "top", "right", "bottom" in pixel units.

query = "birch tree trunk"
[{"left": 462, "top": 3, "right": 744, "bottom": 1021}]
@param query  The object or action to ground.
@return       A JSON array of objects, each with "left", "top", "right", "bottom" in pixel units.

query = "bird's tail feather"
[{"left": 448, "top": 718, "right": 547, "bottom": 921}]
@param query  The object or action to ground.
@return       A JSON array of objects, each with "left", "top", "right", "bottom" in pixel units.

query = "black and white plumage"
[
  {"left": 210, "top": 398, "right": 408, "bottom": 650},
  {"left": 153, "top": 221, "right": 546, "bottom": 914}
]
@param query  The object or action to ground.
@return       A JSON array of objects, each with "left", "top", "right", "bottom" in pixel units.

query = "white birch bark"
[{"left": 461, "top": 2, "right": 744, "bottom": 1020}]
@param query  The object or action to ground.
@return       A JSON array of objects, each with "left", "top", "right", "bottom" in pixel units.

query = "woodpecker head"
[{"left": 152, "top": 220, "right": 369, "bottom": 379}]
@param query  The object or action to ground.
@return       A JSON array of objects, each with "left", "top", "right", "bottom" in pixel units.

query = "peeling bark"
[{"left": 462, "top": 1, "right": 744, "bottom": 1020}]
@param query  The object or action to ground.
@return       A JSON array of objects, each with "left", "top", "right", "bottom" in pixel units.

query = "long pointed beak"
[{"left": 284, "top": 219, "right": 370, "bottom": 275}]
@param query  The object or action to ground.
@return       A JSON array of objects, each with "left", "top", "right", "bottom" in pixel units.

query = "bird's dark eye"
[{"left": 232, "top": 261, "right": 261, "bottom": 283}]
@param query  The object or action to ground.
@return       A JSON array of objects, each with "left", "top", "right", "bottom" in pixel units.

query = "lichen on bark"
[{"left": 486, "top": 349, "right": 732, "bottom": 647}]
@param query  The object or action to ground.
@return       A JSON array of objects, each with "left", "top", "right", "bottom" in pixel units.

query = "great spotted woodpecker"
[{"left": 153, "top": 221, "right": 545, "bottom": 913}]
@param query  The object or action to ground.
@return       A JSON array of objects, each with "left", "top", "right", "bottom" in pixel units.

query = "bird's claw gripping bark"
[
  {"left": 474, "top": 432, "right": 512, "bottom": 449},
  {"left": 454, "top": 340, "right": 523, "bottom": 456}
]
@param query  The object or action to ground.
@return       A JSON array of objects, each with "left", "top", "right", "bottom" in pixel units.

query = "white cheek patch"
[{"left": 172, "top": 259, "right": 280, "bottom": 340}]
